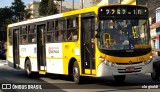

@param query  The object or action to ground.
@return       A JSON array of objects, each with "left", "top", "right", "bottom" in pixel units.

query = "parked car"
[{"left": 151, "top": 56, "right": 160, "bottom": 80}]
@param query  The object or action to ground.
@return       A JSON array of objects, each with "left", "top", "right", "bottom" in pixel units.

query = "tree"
[
  {"left": 10, "top": 0, "right": 25, "bottom": 22},
  {"left": 0, "top": 7, "right": 13, "bottom": 23},
  {"left": 39, "top": 0, "right": 48, "bottom": 16},
  {"left": 0, "top": 7, "right": 13, "bottom": 31},
  {"left": 0, "top": 7, "right": 13, "bottom": 41},
  {"left": 39, "top": 0, "right": 58, "bottom": 16},
  {"left": 47, "top": 0, "right": 58, "bottom": 15}
]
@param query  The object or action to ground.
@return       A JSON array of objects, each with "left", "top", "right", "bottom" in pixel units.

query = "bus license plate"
[{"left": 125, "top": 67, "right": 134, "bottom": 72}]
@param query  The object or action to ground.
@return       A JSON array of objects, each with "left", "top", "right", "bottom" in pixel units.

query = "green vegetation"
[
  {"left": 10, "top": 0, "right": 25, "bottom": 22},
  {"left": 39, "top": 0, "right": 58, "bottom": 16}
]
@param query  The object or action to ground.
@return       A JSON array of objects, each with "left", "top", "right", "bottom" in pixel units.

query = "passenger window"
[{"left": 28, "top": 24, "right": 36, "bottom": 43}]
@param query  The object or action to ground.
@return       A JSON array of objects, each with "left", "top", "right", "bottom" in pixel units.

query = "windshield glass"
[{"left": 98, "top": 19, "right": 150, "bottom": 50}]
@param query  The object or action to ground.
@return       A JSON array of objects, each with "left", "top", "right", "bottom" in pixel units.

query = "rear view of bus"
[{"left": 96, "top": 5, "right": 153, "bottom": 81}]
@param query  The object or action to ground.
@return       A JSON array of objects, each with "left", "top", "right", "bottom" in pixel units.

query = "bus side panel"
[
  {"left": 19, "top": 44, "right": 38, "bottom": 71},
  {"left": 7, "top": 46, "right": 14, "bottom": 67},
  {"left": 62, "top": 42, "right": 81, "bottom": 75},
  {"left": 46, "top": 43, "right": 64, "bottom": 74}
]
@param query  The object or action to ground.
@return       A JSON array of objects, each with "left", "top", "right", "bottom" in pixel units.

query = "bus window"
[
  {"left": 28, "top": 34, "right": 36, "bottom": 43},
  {"left": 46, "top": 21, "right": 54, "bottom": 43},
  {"left": 58, "top": 19, "right": 66, "bottom": 30},
  {"left": 67, "top": 17, "right": 78, "bottom": 41},
  {"left": 20, "top": 26, "right": 27, "bottom": 34},
  {"left": 19, "top": 26, "right": 28, "bottom": 45},
  {"left": 55, "top": 30, "right": 66, "bottom": 42},
  {"left": 28, "top": 24, "right": 36, "bottom": 33},
  {"left": 47, "top": 32, "right": 54, "bottom": 42},
  {"left": 58, "top": 31, "right": 63, "bottom": 41},
  {"left": 20, "top": 35, "right": 28, "bottom": 44},
  {"left": 67, "top": 30, "right": 78, "bottom": 41},
  {"left": 54, "top": 19, "right": 67, "bottom": 42},
  {"left": 55, "top": 21, "right": 58, "bottom": 30},
  {"left": 28, "top": 24, "right": 36, "bottom": 43},
  {"left": 67, "top": 18, "right": 77, "bottom": 28}
]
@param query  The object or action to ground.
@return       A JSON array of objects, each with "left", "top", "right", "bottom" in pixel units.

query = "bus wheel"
[
  {"left": 25, "top": 60, "right": 35, "bottom": 78},
  {"left": 151, "top": 69, "right": 160, "bottom": 80},
  {"left": 73, "top": 61, "right": 81, "bottom": 84},
  {"left": 114, "top": 75, "right": 125, "bottom": 82}
]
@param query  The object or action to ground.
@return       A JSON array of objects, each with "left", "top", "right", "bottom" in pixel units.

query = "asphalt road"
[{"left": 0, "top": 63, "right": 160, "bottom": 92}]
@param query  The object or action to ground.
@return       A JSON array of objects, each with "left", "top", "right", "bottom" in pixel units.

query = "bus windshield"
[{"left": 98, "top": 19, "right": 150, "bottom": 50}]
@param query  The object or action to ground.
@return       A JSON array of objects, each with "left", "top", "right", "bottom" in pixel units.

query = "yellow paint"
[
  {"left": 84, "top": 69, "right": 96, "bottom": 75},
  {"left": 131, "top": 2, "right": 136, "bottom": 5},
  {"left": 97, "top": 52, "right": 151, "bottom": 64},
  {"left": 121, "top": 0, "right": 136, "bottom": 5},
  {"left": 63, "top": 6, "right": 99, "bottom": 17},
  {"left": 62, "top": 42, "right": 80, "bottom": 75},
  {"left": 81, "top": 74, "right": 96, "bottom": 77},
  {"left": 135, "top": 44, "right": 149, "bottom": 49},
  {"left": 39, "top": 71, "right": 46, "bottom": 75}
]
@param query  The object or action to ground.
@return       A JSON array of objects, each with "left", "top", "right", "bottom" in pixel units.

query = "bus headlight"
[
  {"left": 98, "top": 55, "right": 115, "bottom": 67},
  {"left": 109, "top": 62, "right": 115, "bottom": 67},
  {"left": 104, "top": 60, "right": 115, "bottom": 67},
  {"left": 144, "top": 59, "right": 152, "bottom": 65},
  {"left": 104, "top": 60, "right": 109, "bottom": 65}
]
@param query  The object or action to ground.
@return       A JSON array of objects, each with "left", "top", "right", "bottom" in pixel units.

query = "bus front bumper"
[{"left": 97, "top": 59, "right": 153, "bottom": 77}]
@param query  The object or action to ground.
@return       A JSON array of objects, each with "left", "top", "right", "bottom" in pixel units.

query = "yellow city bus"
[{"left": 7, "top": 5, "right": 153, "bottom": 83}]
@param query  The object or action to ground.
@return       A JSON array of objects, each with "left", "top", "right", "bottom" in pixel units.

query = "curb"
[{"left": 0, "top": 60, "right": 7, "bottom": 66}]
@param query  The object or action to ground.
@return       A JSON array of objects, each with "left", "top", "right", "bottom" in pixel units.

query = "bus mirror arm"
[
  {"left": 95, "top": 22, "right": 99, "bottom": 32},
  {"left": 95, "top": 32, "right": 100, "bottom": 38},
  {"left": 95, "top": 22, "right": 100, "bottom": 38}
]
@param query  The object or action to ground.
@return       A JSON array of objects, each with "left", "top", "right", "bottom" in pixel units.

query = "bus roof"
[
  {"left": 8, "top": 6, "right": 101, "bottom": 28},
  {"left": 8, "top": 5, "right": 146, "bottom": 28},
  {"left": 8, "top": 14, "right": 62, "bottom": 27}
]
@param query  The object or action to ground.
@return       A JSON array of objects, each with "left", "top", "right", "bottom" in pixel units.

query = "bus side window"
[
  {"left": 67, "top": 30, "right": 78, "bottom": 41},
  {"left": 54, "top": 19, "right": 67, "bottom": 42},
  {"left": 58, "top": 31, "right": 64, "bottom": 41},
  {"left": 20, "top": 35, "right": 28, "bottom": 44},
  {"left": 19, "top": 26, "right": 28, "bottom": 45},
  {"left": 67, "top": 17, "right": 78, "bottom": 41},
  {"left": 47, "top": 21, "right": 55, "bottom": 43},
  {"left": 28, "top": 24, "right": 36, "bottom": 43}
]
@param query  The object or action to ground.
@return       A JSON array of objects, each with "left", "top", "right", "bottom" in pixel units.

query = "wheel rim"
[
  {"left": 73, "top": 65, "right": 79, "bottom": 81},
  {"left": 26, "top": 65, "right": 30, "bottom": 74}
]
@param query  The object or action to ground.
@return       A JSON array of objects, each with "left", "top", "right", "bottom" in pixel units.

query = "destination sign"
[{"left": 99, "top": 6, "right": 148, "bottom": 16}]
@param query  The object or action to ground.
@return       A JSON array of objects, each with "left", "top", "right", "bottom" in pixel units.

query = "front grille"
[
  {"left": 116, "top": 61, "right": 143, "bottom": 65},
  {"left": 118, "top": 67, "right": 142, "bottom": 73},
  {"left": 118, "top": 70, "right": 141, "bottom": 73}
]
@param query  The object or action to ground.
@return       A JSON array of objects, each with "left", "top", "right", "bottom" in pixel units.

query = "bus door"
[
  {"left": 13, "top": 28, "right": 20, "bottom": 68},
  {"left": 81, "top": 14, "right": 95, "bottom": 75},
  {"left": 36, "top": 24, "right": 46, "bottom": 73}
]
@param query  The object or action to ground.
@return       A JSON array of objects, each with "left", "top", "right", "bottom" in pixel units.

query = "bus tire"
[
  {"left": 25, "top": 60, "right": 38, "bottom": 78},
  {"left": 73, "top": 61, "right": 81, "bottom": 84},
  {"left": 114, "top": 75, "right": 125, "bottom": 82},
  {"left": 151, "top": 69, "right": 160, "bottom": 80}
]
